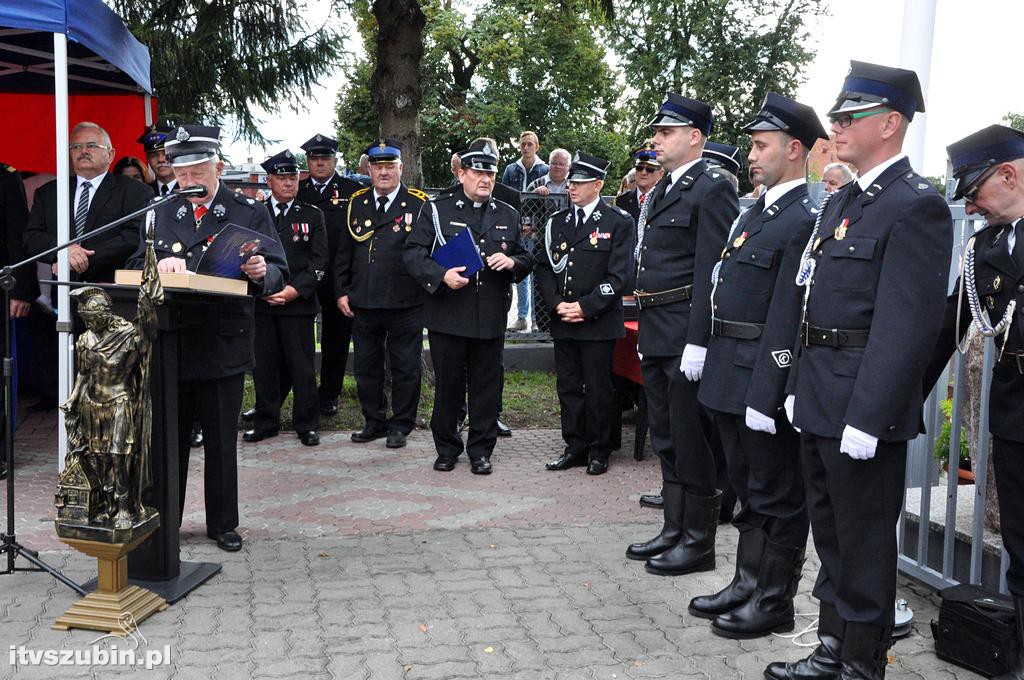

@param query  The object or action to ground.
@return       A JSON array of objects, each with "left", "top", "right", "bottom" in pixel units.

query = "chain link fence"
[{"left": 513, "top": 192, "right": 570, "bottom": 342}]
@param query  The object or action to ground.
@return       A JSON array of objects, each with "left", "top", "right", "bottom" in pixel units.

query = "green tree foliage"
[
  {"left": 112, "top": 0, "right": 348, "bottom": 143},
  {"left": 1004, "top": 112, "right": 1024, "bottom": 130},
  {"left": 337, "top": 0, "right": 628, "bottom": 187},
  {"left": 612, "top": 0, "right": 826, "bottom": 179}
]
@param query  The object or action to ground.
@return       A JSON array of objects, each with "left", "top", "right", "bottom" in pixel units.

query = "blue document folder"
[
  {"left": 195, "top": 223, "right": 265, "bottom": 279},
  {"left": 432, "top": 227, "right": 485, "bottom": 276}
]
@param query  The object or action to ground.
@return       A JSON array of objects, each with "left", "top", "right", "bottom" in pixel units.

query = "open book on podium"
[{"left": 114, "top": 223, "right": 265, "bottom": 296}]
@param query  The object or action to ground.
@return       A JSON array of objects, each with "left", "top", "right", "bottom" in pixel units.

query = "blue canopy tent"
[{"left": 0, "top": 0, "right": 152, "bottom": 465}]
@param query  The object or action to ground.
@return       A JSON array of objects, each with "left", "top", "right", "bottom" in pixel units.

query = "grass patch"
[{"left": 240, "top": 369, "right": 560, "bottom": 431}]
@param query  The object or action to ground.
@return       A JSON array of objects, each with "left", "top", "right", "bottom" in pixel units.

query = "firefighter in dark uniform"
[
  {"left": 335, "top": 139, "right": 428, "bottom": 449},
  {"left": 614, "top": 143, "right": 662, "bottom": 227},
  {"left": 243, "top": 149, "right": 327, "bottom": 447},
  {"left": 702, "top": 141, "right": 744, "bottom": 191},
  {"left": 404, "top": 140, "right": 532, "bottom": 474},
  {"left": 924, "top": 124, "right": 1024, "bottom": 680},
  {"left": 690, "top": 93, "right": 827, "bottom": 640},
  {"left": 138, "top": 125, "right": 177, "bottom": 197},
  {"left": 125, "top": 125, "right": 289, "bottom": 552},
  {"left": 297, "top": 134, "right": 363, "bottom": 416},
  {"left": 764, "top": 63, "right": 952, "bottom": 680},
  {"left": 535, "top": 152, "right": 635, "bottom": 475},
  {"left": 623, "top": 94, "right": 738, "bottom": 577}
]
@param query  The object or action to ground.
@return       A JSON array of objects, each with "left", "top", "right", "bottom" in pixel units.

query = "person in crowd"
[
  {"left": 502, "top": 131, "right": 547, "bottom": 333},
  {"left": 765, "top": 62, "right": 951, "bottom": 680},
  {"left": 125, "top": 124, "right": 288, "bottom": 552},
  {"left": 296, "top": 134, "right": 364, "bottom": 418},
  {"left": 923, "top": 124, "right": 1024, "bottom": 680},
  {"left": 822, "top": 161, "right": 857, "bottom": 193},
  {"left": 702, "top": 141, "right": 744, "bottom": 193},
  {"left": 526, "top": 149, "right": 571, "bottom": 196},
  {"left": 617, "top": 170, "right": 636, "bottom": 196},
  {"left": 404, "top": 139, "right": 532, "bottom": 474},
  {"left": 535, "top": 152, "right": 634, "bottom": 475},
  {"left": 614, "top": 142, "right": 663, "bottom": 226},
  {"left": 691, "top": 93, "right": 827, "bottom": 641},
  {"left": 138, "top": 126, "right": 178, "bottom": 197},
  {"left": 623, "top": 94, "right": 738, "bottom": 579},
  {"left": 113, "top": 156, "right": 150, "bottom": 185},
  {"left": 244, "top": 149, "right": 327, "bottom": 447},
  {"left": 335, "top": 139, "right": 428, "bottom": 449},
  {"left": 0, "top": 160, "right": 30, "bottom": 479}
]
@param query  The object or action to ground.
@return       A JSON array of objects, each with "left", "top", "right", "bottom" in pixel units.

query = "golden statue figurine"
[{"left": 55, "top": 219, "right": 164, "bottom": 540}]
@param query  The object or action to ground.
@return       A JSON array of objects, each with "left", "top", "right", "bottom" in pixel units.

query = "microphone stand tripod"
[{"left": 0, "top": 188, "right": 201, "bottom": 593}]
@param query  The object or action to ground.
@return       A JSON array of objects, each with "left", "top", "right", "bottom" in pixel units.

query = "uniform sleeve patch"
[
  {"left": 599, "top": 283, "right": 614, "bottom": 296},
  {"left": 771, "top": 349, "right": 792, "bottom": 368}
]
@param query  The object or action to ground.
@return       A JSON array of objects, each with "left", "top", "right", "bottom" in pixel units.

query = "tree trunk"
[
  {"left": 371, "top": 0, "right": 426, "bottom": 186},
  {"left": 962, "top": 333, "right": 1000, "bottom": 532}
]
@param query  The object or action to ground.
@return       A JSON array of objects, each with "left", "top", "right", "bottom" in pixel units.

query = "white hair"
[
  {"left": 71, "top": 121, "right": 111, "bottom": 147},
  {"left": 823, "top": 162, "right": 856, "bottom": 182},
  {"left": 549, "top": 148, "right": 570, "bottom": 164}
]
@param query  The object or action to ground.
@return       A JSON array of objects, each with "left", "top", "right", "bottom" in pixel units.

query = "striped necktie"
[{"left": 75, "top": 181, "right": 91, "bottom": 238}]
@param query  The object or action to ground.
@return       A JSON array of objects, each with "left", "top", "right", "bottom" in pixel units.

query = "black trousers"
[
  {"left": 641, "top": 355, "right": 716, "bottom": 494},
  {"left": 994, "top": 437, "right": 1024, "bottom": 596},
  {"left": 554, "top": 338, "right": 617, "bottom": 462},
  {"left": 177, "top": 373, "right": 245, "bottom": 533},
  {"left": 317, "top": 284, "right": 353, "bottom": 405},
  {"left": 802, "top": 433, "right": 906, "bottom": 627},
  {"left": 428, "top": 330, "right": 502, "bottom": 461},
  {"left": 253, "top": 313, "right": 318, "bottom": 433},
  {"left": 351, "top": 305, "right": 423, "bottom": 435},
  {"left": 713, "top": 410, "right": 807, "bottom": 548}
]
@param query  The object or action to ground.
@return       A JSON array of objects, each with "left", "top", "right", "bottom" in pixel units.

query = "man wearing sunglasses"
[
  {"left": 614, "top": 143, "right": 663, "bottom": 228},
  {"left": 924, "top": 124, "right": 1024, "bottom": 680},
  {"left": 764, "top": 62, "right": 952, "bottom": 680}
]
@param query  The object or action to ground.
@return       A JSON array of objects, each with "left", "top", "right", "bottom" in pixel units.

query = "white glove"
[
  {"left": 840, "top": 424, "right": 878, "bottom": 460},
  {"left": 745, "top": 407, "right": 777, "bottom": 435},
  {"left": 783, "top": 395, "right": 800, "bottom": 433},
  {"left": 637, "top": 349, "right": 643, "bottom": 361},
  {"left": 679, "top": 344, "right": 706, "bottom": 381}
]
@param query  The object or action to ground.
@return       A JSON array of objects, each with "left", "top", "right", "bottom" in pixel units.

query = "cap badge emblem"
[{"left": 175, "top": 127, "right": 190, "bottom": 142}]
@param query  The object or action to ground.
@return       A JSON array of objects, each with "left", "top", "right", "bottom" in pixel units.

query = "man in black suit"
[
  {"left": 535, "top": 152, "right": 634, "bottom": 475},
  {"left": 925, "top": 125, "right": 1024, "bottom": 679},
  {"left": 23, "top": 121, "right": 153, "bottom": 284},
  {"left": 764, "top": 63, "right": 952, "bottom": 680},
  {"left": 297, "top": 134, "right": 363, "bottom": 417},
  {"left": 623, "top": 94, "right": 738, "bottom": 577},
  {"left": 126, "top": 125, "right": 288, "bottom": 552},
  {"left": 404, "top": 140, "right": 532, "bottom": 474},
  {"left": 244, "top": 149, "right": 327, "bottom": 447},
  {"left": 335, "top": 139, "right": 428, "bottom": 449},
  {"left": 0, "top": 162, "right": 30, "bottom": 480},
  {"left": 691, "top": 93, "right": 827, "bottom": 640}
]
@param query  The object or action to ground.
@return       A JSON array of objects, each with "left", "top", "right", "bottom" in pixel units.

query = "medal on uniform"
[
  {"left": 393, "top": 224, "right": 400, "bottom": 232},
  {"left": 171, "top": 242, "right": 182, "bottom": 253},
  {"left": 733, "top": 231, "right": 748, "bottom": 248},
  {"left": 302, "top": 223, "right": 309, "bottom": 241},
  {"left": 331, "top": 187, "right": 339, "bottom": 205},
  {"left": 501, "top": 242, "right": 508, "bottom": 251},
  {"left": 987, "top": 295, "right": 996, "bottom": 310},
  {"left": 834, "top": 218, "right": 849, "bottom": 241},
  {"left": 405, "top": 225, "right": 411, "bottom": 232},
  {"left": 292, "top": 224, "right": 299, "bottom": 242},
  {"left": 404, "top": 212, "right": 412, "bottom": 225},
  {"left": 994, "top": 275, "right": 1002, "bottom": 290},
  {"left": 590, "top": 237, "right": 598, "bottom": 246}
]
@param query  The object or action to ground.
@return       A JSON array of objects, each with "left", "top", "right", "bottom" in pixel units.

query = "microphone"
[{"left": 173, "top": 185, "right": 208, "bottom": 198}]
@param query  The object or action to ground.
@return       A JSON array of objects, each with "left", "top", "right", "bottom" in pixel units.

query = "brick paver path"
[{"left": 1, "top": 410, "right": 981, "bottom": 679}]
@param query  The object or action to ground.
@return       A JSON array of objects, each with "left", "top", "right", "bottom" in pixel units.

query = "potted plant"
[{"left": 933, "top": 398, "right": 974, "bottom": 484}]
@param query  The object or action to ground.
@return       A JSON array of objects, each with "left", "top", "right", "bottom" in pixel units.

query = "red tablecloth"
[{"left": 613, "top": 321, "right": 642, "bottom": 384}]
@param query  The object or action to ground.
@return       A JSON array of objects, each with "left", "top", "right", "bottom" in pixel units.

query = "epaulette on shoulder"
[
  {"left": 406, "top": 187, "right": 429, "bottom": 202},
  {"left": 798, "top": 196, "right": 820, "bottom": 217},
  {"left": 232, "top": 191, "right": 258, "bottom": 206},
  {"left": 351, "top": 186, "right": 371, "bottom": 199},
  {"left": 4, "top": 164, "right": 16, "bottom": 173},
  {"left": 901, "top": 171, "right": 939, "bottom": 195},
  {"left": 490, "top": 196, "right": 516, "bottom": 212}
]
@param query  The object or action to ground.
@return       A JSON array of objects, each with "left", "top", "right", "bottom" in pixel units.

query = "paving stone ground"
[{"left": 0, "top": 409, "right": 982, "bottom": 679}]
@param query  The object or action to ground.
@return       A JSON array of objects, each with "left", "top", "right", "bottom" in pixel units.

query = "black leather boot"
[
  {"left": 626, "top": 483, "right": 683, "bottom": 560},
  {"left": 764, "top": 601, "right": 843, "bottom": 680},
  {"left": 645, "top": 490, "right": 721, "bottom": 576},
  {"left": 838, "top": 622, "right": 891, "bottom": 679},
  {"left": 689, "top": 525, "right": 767, "bottom": 619},
  {"left": 995, "top": 594, "right": 1024, "bottom": 679},
  {"left": 713, "top": 541, "right": 804, "bottom": 638}
]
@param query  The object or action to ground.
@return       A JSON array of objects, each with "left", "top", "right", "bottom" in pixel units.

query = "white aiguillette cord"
[{"left": 958, "top": 220, "right": 1016, "bottom": 357}]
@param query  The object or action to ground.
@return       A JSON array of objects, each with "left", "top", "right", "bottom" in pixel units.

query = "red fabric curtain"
[{"left": 0, "top": 92, "right": 158, "bottom": 174}]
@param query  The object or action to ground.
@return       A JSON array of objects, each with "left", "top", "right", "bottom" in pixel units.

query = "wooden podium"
[{"left": 86, "top": 279, "right": 244, "bottom": 603}]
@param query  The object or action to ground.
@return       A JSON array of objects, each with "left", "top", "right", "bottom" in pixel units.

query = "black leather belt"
[
  {"left": 712, "top": 317, "right": 764, "bottom": 340},
  {"left": 801, "top": 322, "right": 870, "bottom": 348},
  {"left": 634, "top": 285, "right": 692, "bottom": 310},
  {"left": 997, "top": 349, "right": 1024, "bottom": 374}
]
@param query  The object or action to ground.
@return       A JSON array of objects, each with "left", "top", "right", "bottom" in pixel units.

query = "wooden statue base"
[{"left": 53, "top": 535, "right": 168, "bottom": 633}]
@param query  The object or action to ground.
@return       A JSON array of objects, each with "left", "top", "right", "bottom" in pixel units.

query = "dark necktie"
[
  {"left": 276, "top": 202, "right": 288, "bottom": 226},
  {"left": 75, "top": 181, "right": 91, "bottom": 238},
  {"left": 160, "top": 183, "right": 169, "bottom": 196},
  {"left": 315, "top": 182, "right": 326, "bottom": 193},
  {"left": 377, "top": 196, "right": 388, "bottom": 217},
  {"left": 576, "top": 208, "right": 586, "bottom": 232},
  {"left": 839, "top": 182, "right": 862, "bottom": 214}
]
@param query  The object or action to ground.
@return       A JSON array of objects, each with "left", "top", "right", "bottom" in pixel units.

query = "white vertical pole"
[
  {"left": 54, "top": 32, "right": 70, "bottom": 470},
  {"left": 899, "top": 0, "right": 937, "bottom": 172},
  {"left": 144, "top": 92, "right": 153, "bottom": 127}
]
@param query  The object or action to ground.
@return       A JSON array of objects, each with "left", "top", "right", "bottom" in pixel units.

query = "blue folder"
[
  {"left": 432, "top": 227, "right": 485, "bottom": 276},
  {"left": 195, "top": 223, "right": 265, "bottom": 278}
]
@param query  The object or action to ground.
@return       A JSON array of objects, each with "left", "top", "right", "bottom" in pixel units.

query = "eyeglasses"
[
  {"left": 963, "top": 165, "right": 1000, "bottom": 204},
  {"left": 635, "top": 166, "right": 659, "bottom": 174},
  {"left": 69, "top": 142, "right": 110, "bottom": 152},
  {"left": 829, "top": 108, "right": 889, "bottom": 129}
]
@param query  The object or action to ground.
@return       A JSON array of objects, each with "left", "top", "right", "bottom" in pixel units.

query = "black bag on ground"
[{"left": 931, "top": 583, "right": 1017, "bottom": 678}]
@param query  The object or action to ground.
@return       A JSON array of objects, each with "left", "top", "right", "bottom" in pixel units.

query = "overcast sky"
[{"left": 223, "top": 0, "right": 1024, "bottom": 178}]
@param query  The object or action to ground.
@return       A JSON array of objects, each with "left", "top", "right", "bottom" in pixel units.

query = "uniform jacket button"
[
  {"left": 888, "top": 425, "right": 896, "bottom": 431},
  {"left": 848, "top": 246, "right": 855, "bottom": 252}
]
